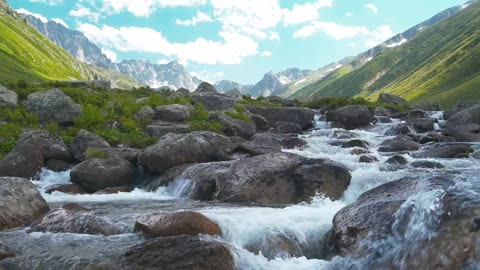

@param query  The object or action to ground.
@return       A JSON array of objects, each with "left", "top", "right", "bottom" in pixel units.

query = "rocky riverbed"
[{"left": 1, "top": 88, "right": 480, "bottom": 269}]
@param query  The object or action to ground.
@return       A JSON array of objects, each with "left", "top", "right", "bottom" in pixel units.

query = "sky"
[{"left": 10, "top": 0, "right": 468, "bottom": 85}]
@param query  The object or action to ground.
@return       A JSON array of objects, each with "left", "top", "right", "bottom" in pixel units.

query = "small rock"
[
  {"left": 385, "top": 155, "right": 408, "bottom": 166},
  {"left": 385, "top": 123, "right": 410, "bottom": 136},
  {"left": 378, "top": 93, "right": 408, "bottom": 105},
  {"left": 0, "top": 85, "right": 18, "bottom": 107},
  {"left": 153, "top": 104, "right": 191, "bottom": 122},
  {"left": 410, "top": 160, "right": 445, "bottom": 169},
  {"left": 46, "top": 184, "right": 88, "bottom": 195},
  {"left": 407, "top": 110, "right": 428, "bottom": 119},
  {"left": 359, "top": 155, "right": 378, "bottom": 163},
  {"left": 273, "top": 122, "right": 303, "bottom": 134},
  {"left": 342, "top": 140, "right": 369, "bottom": 149}
]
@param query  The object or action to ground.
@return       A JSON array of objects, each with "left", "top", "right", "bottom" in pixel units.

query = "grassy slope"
[
  {"left": 89, "top": 65, "right": 141, "bottom": 90},
  {"left": 293, "top": 2, "right": 480, "bottom": 108},
  {"left": 0, "top": 6, "right": 93, "bottom": 83},
  {"left": 291, "top": 66, "right": 353, "bottom": 99}
]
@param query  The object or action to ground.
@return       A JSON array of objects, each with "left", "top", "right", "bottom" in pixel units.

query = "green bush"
[
  {"left": 225, "top": 105, "right": 253, "bottom": 124},
  {"left": 85, "top": 148, "right": 108, "bottom": 159},
  {"left": 189, "top": 104, "right": 224, "bottom": 134}
]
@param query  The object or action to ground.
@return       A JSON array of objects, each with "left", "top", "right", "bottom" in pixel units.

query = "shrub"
[
  {"left": 189, "top": 104, "right": 224, "bottom": 134},
  {"left": 85, "top": 148, "right": 108, "bottom": 159},
  {"left": 225, "top": 105, "right": 253, "bottom": 124}
]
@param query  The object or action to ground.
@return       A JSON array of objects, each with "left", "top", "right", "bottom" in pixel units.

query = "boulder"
[
  {"left": 192, "top": 94, "right": 236, "bottom": 111},
  {"left": 384, "top": 123, "right": 410, "bottom": 136},
  {"left": 445, "top": 104, "right": 480, "bottom": 128},
  {"left": 46, "top": 183, "right": 88, "bottom": 195},
  {"left": 71, "top": 130, "right": 110, "bottom": 161},
  {"left": 146, "top": 122, "right": 190, "bottom": 138},
  {"left": 247, "top": 106, "right": 316, "bottom": 130},
  {"left": 378, "top": 93, "right": 408, "bottom": 105},
  {"left": 375, "top": 116, "right": 392, "bottom": 124},
  {"left": 0, "top": 177, "right": 49, "bottom": 230},
  {"left": 139, "top": 131, "right": 235, "bottom": 174},
  {"left": 378, "top": 138, "right": 421, "bottom": 152},
  {"left": 359, "top": 155, "right": 378, "bottom": 163},
  {"left": 374, "top": 107, "right": 393, "bottom": 117},
  {"left": 120, "top": 235, "right": 234, "bottom": 270},
  {"left": 331, "top": 173, "right": 456, "bottom": 255},
  {"left": 341, "top": 140, "right": 369, "bottom": 149},
  {"left": 143, "top": 164, "right": 195, "bottom": 191},
  {"left": 413, "top": 103, "right": 441, "bottom": 111},
  {"left": 170, "top": 87, "right": 191, "bottom": 98},
  {"left": 46, "top": 159, "right": 72, "bottom": 172},
  {"left": 407, "top": 109, "right": 428, "bottom": 119},
  {"left": 16, "top": 129, "right": 72, "bottom": 161},
  {"left": 235, "top": 133, "right": 282, "bottom": 156},
  {"left": 153, "top": 104, "right": 191, "bottom": 122},
  {"left": 326, "top": 105, "right": 374, "bottom": 130},
  {"left": 408, "top": 118, "right": 434, "bottom": 133},
  {"left": 273, "top": 122, "right": 303, "bottom": 134},
  {"left": 93, "top": 147, "right": 141, "bottom": 164},
  {"left": 250, "top": 114, "right": 269, "bottom": 131},
  {"left": 30, "top": 204, "right": 124, "bottom": 235},
  {"left": 224, "top": 89, "right": 243, "bottom": 100},
  {"left": 134, "top": 211, "right": 221, "bottom": 237},
  {"left": 193, "top": 82, "right": 218, "bottom": 95},
  {"left": 171, "top": 152, "right": 351, "bottom": 204},
  {"left": 451, "top": 131, "right": 480, "bottom": 142},
  {"left": 385, "top": 155, "right": 408, "bottom": 166},
  {"left": 134, "top": 105, "right": 154, "bottom": 121},
  {"left": 0, "top": 144, "right": 44, "bottom": 178},
  {"left": 413, "top": 144, "right": 474, "bottom": 159},
  {"left": 23, "top": 88, "right": 82, "bottom": 124},
  {"left": 0, "top": 86, "right": 17, "bottom": 107},
  {"left": 410, "top": 160, "right": 445, "bottom": 169},
  {"left": 210, "top": 113, "right": 255, "bottom": 139},
  {"left": 281, "top": 136, "right": 308, "bottom": 150},
  {"left": 70, "top": 158, "right": 135, "bottom": 193}
]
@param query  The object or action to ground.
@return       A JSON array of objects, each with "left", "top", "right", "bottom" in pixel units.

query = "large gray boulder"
[
  {"left": 16, "top": 129, "right": 72, "bottom": 161},
  {"left": 169, "top": 152, "right": 351, "bottom": 204},
  {"left": 71, "top": 129, "right": 110, "bottom": 161},
  {"left": 445, "top": 104, "right": 480, "bottom": 128},
  {"left": 413, "top": 143, "right": 474, "bottom": 159},
  {"left": 70, "top": 158, "right": 136, "bottom": 193},
  {"left": 0, "top": 177, "right": 49, "bottom": 230},
  {"left": 326, "top": 105, "right": 374, "bottom": 129},
  {"left": 138, "top": 131, "right": 235, "bottom": 174},
  {"left": 210, "top": 113, "right": 255, "bottom": 139},
  {"left": 135, "top": 105, "right": 154, "bottom": 121},
  {"left": 145, "top": 122, "right": 190, "bottom": 138},
  {"left": 0, "top": 85, "right": 18, "bottom": 107},
  {"left": 170, "top": 87, "right": 191, "bottom": 98},
  {"left": 23, "top": 88, "right": 82, "bottom": 124},
  {"left": 192, "top": 94, "right": 236, "bottom": 111},
  {"left": 0, "top": 144, "right": 44, "bottom": 178},
  {"left": 246, "top": 106, "right": 316, "bottom": 130},
  {"left": 153, "top": 104, "right": 191, "bottom": 122},
  {"left": 378, "top": 93, "right": 408, "bottom": 105},
  {"left": 224, "top": 89, "right": 243, "bottom": 100},
  {"left": 193, "top": 82, "right": 218, "bottom": 95},
  {"left": 120, "top": 235, "right": 235, "bottom": 270}
]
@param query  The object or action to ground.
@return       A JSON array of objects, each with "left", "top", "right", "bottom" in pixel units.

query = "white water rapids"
[{"left": 4, "top": 111, "right": 480, "bottom": 270}]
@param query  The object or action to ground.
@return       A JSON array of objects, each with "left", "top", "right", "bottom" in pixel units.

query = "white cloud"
[
  {"left": 51, "top": 18, "right": 68, "bottom": 28},
  {"left": 16, "top": 8, "right": 48, "bottom": 23},
  {"left": 157, "top": 59, "right": 171, "bottom": 65},
  {"left": 176, "top": 11, "right": 214, "bottom": 26},
  {"left": 283, "top": 0, "right": 333, "bottom": 25},
  {"left": 78, "top": 23, "right": 258, "bottom": 65},
  {"left": 261, "top": 50, "right": 272, "bottom": 57},
  {"left": 294, "top": 21, "right": 369, "bottom": 40},
  {"left": 101, "top": 47, "right": 117, "bottom": 62},
  {"left": 29, "top": 0, "right": 63, "bottom": 5},
  {"left": 365, "top": 3, "right": 379, "bottom": 13},
  {"left": 345, "top": 12, "right": 353, "bottom": 17},
  {"left": 100, "top": 0, "right": 206, "bottom": 17},
  {"left": 69, "top": 5, "right": 101, "bottom": 22},
  {"left": 268, "top": 32, "right": 280, "bottom": 40},
  {"left": 364, "top": 25, "right": 394, "bottom": 48}
]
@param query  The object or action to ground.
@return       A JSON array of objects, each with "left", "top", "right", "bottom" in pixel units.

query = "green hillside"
[
  {"left": 293, "top": 1, "right": 480, "bottom": 108},
  {"left": 89, "top": 66, "right": 141, "bottom": 90},
  {"left": 0, "top": 4, "right": 97, "bottom": 83},
  {"left": 290, "top": 66, "right": 353, "bottom": 99}
]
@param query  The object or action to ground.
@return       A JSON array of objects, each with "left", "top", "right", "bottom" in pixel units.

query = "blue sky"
[{"left": 10, "top": 0, "right": 468, "bottom": 84}]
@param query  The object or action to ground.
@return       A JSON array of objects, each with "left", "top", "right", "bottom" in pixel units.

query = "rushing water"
[{"left": 1, "top": 112, "right": 480, "bottom": 270}]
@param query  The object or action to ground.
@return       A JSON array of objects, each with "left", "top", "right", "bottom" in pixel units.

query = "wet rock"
[
  {"left": 46, "top": 184, "right": 88, "bottom": 195},
  {"left": 134, "top": 105, "right": 154, "bottom": 121},
  {"left": 413, "top": 144, "right": 474, "bottom": 159},
  {"left": 0, "top": 85, "right": 18, "bottom": 107},
  {"left": 407, "top": 109, "right": 428, "bottom": 119},
  {"left": 410, "top": 160, "right": 445, "bottom": 169},
  {"left": 17, "top": 129, "right": 72, "bottom": 161},
  {"left": 224, "top": 89, "right": 243, "bottom": 100},
  {"left": 0, "top": 177, "right": 49, "bottom": 230},
  {"left": 193, "top": 82, "right": 218, "bottom": 95},
  {"left": 341, "top": 140, "right": 369, "bottom": 149},
  {"left": 146, "top": 121, "right": 190, "bottom": 138},
  {"left": 444, "top": 123, "right": 480, "bottom": 135},
  {"left": 192, "top": 94, "right": 235, "bottom": 111},
  {"left": 94, "top": 186, "right": 134, "bottom": 194},
  {"left": 30, "top": 204, "right": 124, "bottom": 236},
  {"left": 378, "top": 138, "right": 421, "bottom": 152},
  {"left": 174, "top": 152, "right": 351, "bottom": 204},
  {"left": 408, "top": 118, "right": 434, "bottom": 133},
  {"left": 139, "top": 131, "right": 235, "bottom": 174},
  {"left": 359, "top": 155, "right": 378, "bottom": 163},
  {"left": 143, "top": 164, "right": 194, "bottom": 191},
  {"left": 210, "top": 113, "right": 255, "bottom": 139},
  {"left": 273, "top": 122, "right": 303, "bottom": 134},
  {"left": 472, "top": 150, "right": 480, "bottom": 159},
  {"left": 246, "top": 106, "right": 316, "bottom": 130},
  {"left": 93, "top": 147, "right": 140, "bottom": 164},
  {"left": 46, "top": 159, "right": 72, "bottom": 172},
  {"left": 71, "top": 158, "right": 136, "bottom": 193},
  {"left": 0, "top": 241, "right": 15, "bottom": 260},
  {"left": 445, "top": 104, "right": 480, "bottom": 128},
  {"left": 375, "top": 116, "right": 392, "bottom": 124},
  {"left": 281, "top": 137, "right": 308, "bottom": 150},
  {"left": 413, "top": 102, "right": 441, "bottom": 111},
  {"left": 331, "top": 173, "right": 456, "bottom": 255},
  {"left": 250, "top": 114, "right": 269, "bottom": 131},
  {"left": 120, "top": 235, "right": 234, "bottom": 270},
  {"left": 378, "top": 93, "right": 408, "bottom": 105},
  {"left": 0, "top": 144, "right": 44, "bottom": 178},
  {"left": 419, "top": 132, "right": 446, "bottom": 144},
  {"left": 385, "top": 155, "right": 408, "bottom": 166},
  {"left": 452, "top": 131, "right": 480, "bottom": 142},
  {"left": 134, "top": 211, "right": 221, "bottom": 237},
  {"left": 385, "top": 123, "right": 410, "bottom": 136},
  {"left": 331, "top": 130, "right": 357, "bottom": 139},
  {"left": 374, "top": 107, "right": 393, "bottom": 117},
  {"left": 326, "top": 105, "right": 374, "bottom": 130},
  {"left": 23, "top": 88, "right": 82, "bottom": 124},
  {"left": 71, "top": 130, "right": 110, "bottom": 161},
  {"left": 235, "top": 133, "right": 282, "bottom": 156},
  {"left": 153, "top": 104, "right": 191, "bottom": 122},
  {"left": 351, "top": 148, "right": 370, "bottom": 155}
]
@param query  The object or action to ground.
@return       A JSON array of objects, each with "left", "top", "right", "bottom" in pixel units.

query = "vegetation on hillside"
[{"left": 302, "top": 96, "right": 411, "bottom": 112}]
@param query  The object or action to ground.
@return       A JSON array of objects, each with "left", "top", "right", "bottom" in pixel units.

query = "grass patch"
[
  {"left": 225, "top": 105, "right": 253, "bottom": 124},
  {"left": 85, "top": 148, "right": 108, "bottom": 159},
  {"left": 189, "top": 104, "right": 224, "bottom": 134}
]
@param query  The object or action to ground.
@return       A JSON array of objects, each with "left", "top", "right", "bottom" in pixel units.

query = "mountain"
[
  {"left": 0, "top": 1, "right": 96, "bottom": 83},
  {"left": 22, "top": 14, "right": 112, "bottom": 68},
  {"left": 248, "top": 68, "right": 312, "bottom": 97},
  {"left": 112, "top": 60, "right": 198, "bottom": 90},
  {"left": 292, "top": 0, "right": 480, "bottom": 108},
  {"left": 214, "top": 80, "right": 252, "bottom": 94},
  {"left": 289, "top": 1, "right": 471, "bottom": 100}
]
